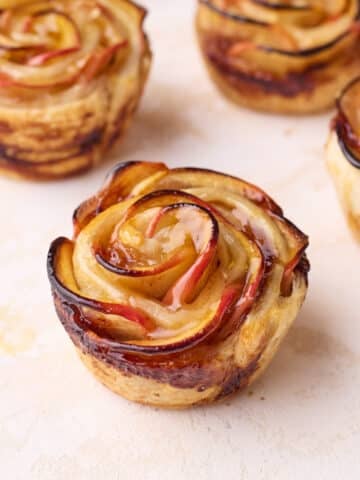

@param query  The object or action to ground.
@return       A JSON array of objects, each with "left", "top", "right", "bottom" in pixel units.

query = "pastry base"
[
  {"left": 326, "top": 131, "right": 360, "bottom": 242},
  {"left": 196, "top": 16, "right": 360, "bottom": 115},
  {"left": 71, "top": 272, "right": 307, "bottom": 409},
  {"left": 199, "top": 52, "right": 360, "bottom": 115}
]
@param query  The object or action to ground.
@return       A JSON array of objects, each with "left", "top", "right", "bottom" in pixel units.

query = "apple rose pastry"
[
  {"left": 47, "top": 161, "right": 309, "bottom": 408},
  {"left": 326, "top": 77, "right": 360, "bottom": 241},
  {"left": 0, "top": 0, "right": 150, "bottom": 179},
  {"left": 196, "top": 0, "right": 360, "bottom": 114}
]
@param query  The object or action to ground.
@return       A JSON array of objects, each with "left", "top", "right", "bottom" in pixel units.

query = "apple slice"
[
  {"left": 0, "top": 67, "right": 81, "bottom": 89},
  {"left": 72, "top": 282, "right": 243, "bottom": 357},
  {"left": 21, "top": 15, "right": 33, "bottom": 33},
  {"left": 140, "top": 167, "right": 283, "bottom": 215},
  {"left": 227, "top": 41, "right": 256, "bottom": 57},
  {"left": 81, "top": 40, "right": 128, "bottom": 82},
  {"left": 96, "top": 1, "right": 116, "bottom": 21},
  {"left": 26, "top": 46, "right": 80, "bottom": 65},
  {"left": 0, "top": 9, "right": 12, "bottom": 31},
  {"left": 118, "top": 189, "right": 269, "bottom": 307},
  {"left": 162, "top": 235, "right": 218, "bottom": 307},
  {"left": 0, "top": 33, "right": 45, "bottom": 51},
  {"left": 49, "top": 237, "right": 245, "bottom": 354},
  {"left": 48, "top": 237, "right": 156, "bottom": 333},
  {"left": 115, "top": 196, "right": 220, "bottom": 307},
  {"left": 31, "top": 10, "right": 81, "bottom": 49},
  {"left": 0, "top": 72, "right": 16, "bottom": 87},
  {"left": 94, "top": 247, "right": 186, "bottom": 278},
  {"left": 147, "top": 204, "right": 219, "bottom": 308},
  {"left": 73, "top": 162, "right": 168, "bottom": 235},
  {"left": 0, "top": 41, "right": 127, "bottom": 89},
  {"left": 234, "top": 254, "right": 264, "bottom": 320}
]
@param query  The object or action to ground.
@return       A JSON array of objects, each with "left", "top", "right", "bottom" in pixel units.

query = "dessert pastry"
[
  {"left": 47, "top": 161, "right": 310, "bottom": 408},
  {"left": 0, "top": 0, "right": 151, "bottom": 179},
  {"left": 196, "top": 0, "right": 360, "bottom": 114},
  {"left": 326, "top": 77, "right": 360, "bottom": 241}
]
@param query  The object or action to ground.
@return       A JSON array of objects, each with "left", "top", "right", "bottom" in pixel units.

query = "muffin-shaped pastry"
[
  {"left": 326, "top": 77, "right": 360, "bottom": 241},
  {"left": 0, "top": 0, "right": 150, "bottom": 179},
  {"left": 47, "top": 161, "right": 310, "bottom": 408},
  {"left": 196, "top": 0, "right": 360, "bottom": 114}
]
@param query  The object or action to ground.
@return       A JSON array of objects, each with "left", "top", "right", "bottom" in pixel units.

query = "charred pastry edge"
[
  {"left": 198, "top": 0, "right": 360, "bottom": 57},
  {"left": 334, "top": 76, "right": 360, "bottom": 169},
  {"left": 0, "top": 1, "right": 151, "bottom": 180},
  {"left": 336, "top": 122, "right": 360, "bottom": 169}
]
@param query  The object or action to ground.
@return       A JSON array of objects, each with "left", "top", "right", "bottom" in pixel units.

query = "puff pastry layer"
[
  {"left": 48, "top": 161, "right": 310, "bottom": 408},
  {"left": 326, "top": 77, "right": 360, "bottom": 241},
  {"left": 0, "top": 0, "right": 151, "bottom": 179},
  {"left": 196, "top": 0, "right": 360, "bottom": 114}
]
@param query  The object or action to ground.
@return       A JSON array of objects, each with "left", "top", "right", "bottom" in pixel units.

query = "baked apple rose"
[
  {"left": 47, "top": 161, "right": 310, "bottom": 408},
  {"left": 196, "top": 0, "right": 360, "bottom": 114},
  {"left": 326, "top": 77, "right": 360, "bottom": 241},
  {"left": 0, "top": 0, "right": 151, "bottom": 179}
]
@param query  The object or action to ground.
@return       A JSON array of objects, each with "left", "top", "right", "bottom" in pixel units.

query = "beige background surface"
[{"left": 1, "top": 1, "right": 360, "bottom": 478}]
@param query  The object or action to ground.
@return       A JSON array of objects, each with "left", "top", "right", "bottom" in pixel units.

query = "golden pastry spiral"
[
  {"left": 0, "top": 0, "right": 129, "bottom": 89},
  {"left": 48, "top": 161, "right": 309, "bottom": 407},
  {"left": 196, "top": 0, "right": 360, "bottom": 113},
  {"left": 0, "top": 0, "right": 151, "bottom": 179}
]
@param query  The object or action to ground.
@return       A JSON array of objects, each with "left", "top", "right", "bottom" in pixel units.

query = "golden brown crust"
[
  {"left": 0, "top": 0, "right": 151, "bottom": 180},
  {"left": 48, "top": 161, "right": 310, "bottom": 408},
  {"left": 196, "top": 0, "right": 360, "bottom": 114}
]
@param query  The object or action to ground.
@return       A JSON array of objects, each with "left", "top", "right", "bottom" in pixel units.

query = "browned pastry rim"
[
  {"left": 326, "top": 75, "right": 360, "bottom": 242},
  {"left": 333, "top": 76, "right": 360, "bottom": 169}
]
